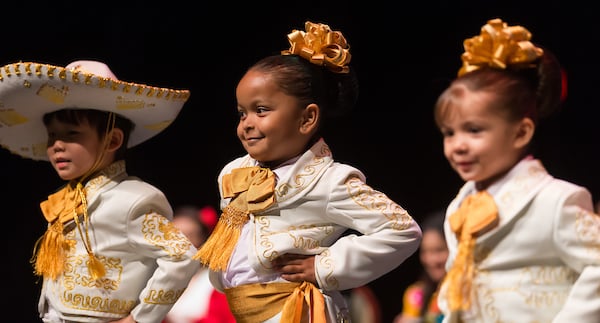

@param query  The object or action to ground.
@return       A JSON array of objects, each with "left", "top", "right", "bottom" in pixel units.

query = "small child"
[
  {"left": 0, "top": 60, "right": 200, "bottom": 323},
  {"left": 164, "top": 205, "right": 236, "bottom": 323},
  {"left": 434, "top": 18, "right": 600, "bottom": 322},
  {"left": 394, "top": 211, "right": 447, "bottom": 323},
  {"left": 194, "top": 21, "right": 422, "bottom": 322}
]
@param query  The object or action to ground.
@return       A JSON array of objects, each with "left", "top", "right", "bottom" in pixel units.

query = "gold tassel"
[
  {"left": 194, "top": 205, "right": 249, "bottom": 271},
  {"left": 87, "top": 253, "right": 106, "bottom": 280},
  {"left": 31, "top": 221, "right": 72, "bottom": 280}
]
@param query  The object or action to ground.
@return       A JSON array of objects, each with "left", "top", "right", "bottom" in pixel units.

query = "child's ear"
[
  {"left": 514, "top": 117, "right": 535, "bottom": 149},
  {"left": 300, "top": 103, "right": 319, "bottom": 134},
  {"left": 106, "top": 128, "right": 124, "bottom": 152}
]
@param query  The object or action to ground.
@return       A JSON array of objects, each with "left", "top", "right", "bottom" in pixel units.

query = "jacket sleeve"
[
  {"left": 551, "top": 182, "right": 600, "bottom": 323},
  {"left": 126, "top": 189, "right": 201, "bottom": 323},
  {"left": 314, "top": 166, "right": 422, "bottom": 291}
]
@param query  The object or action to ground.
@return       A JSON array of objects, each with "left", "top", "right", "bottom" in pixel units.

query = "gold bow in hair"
[
  {"left": 443, "top": 190, "right": 499, "bottom": 312},
  {"left": 282, "top": 21, "right": 351, "bottom": 74},
  {"left": 458, "top": 18, "right": 544, "bottom": 76},
  {"left": 194, "top": 166, "right": 276, "bottom": 271}
]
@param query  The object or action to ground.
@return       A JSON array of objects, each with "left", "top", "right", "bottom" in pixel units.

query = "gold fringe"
[
  {"left": 193, "top": 205, "right": 249, "bottom": 271},
  {"left": 31, "top": 221, "right": 71, "bottom": 280}
]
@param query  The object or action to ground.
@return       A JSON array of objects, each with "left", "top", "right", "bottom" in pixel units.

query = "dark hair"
[
  {"left": 420, "top": 210, "right": 445, "bottom": 236},
  {"left": 248, "top": 54, "right": 359, "bottom": 139},
  {"left": 434, "top": 47, "right": 564, "bottom": 128},
  {"left": 43, "top": 108, "right": 134, "bottom": 160}
]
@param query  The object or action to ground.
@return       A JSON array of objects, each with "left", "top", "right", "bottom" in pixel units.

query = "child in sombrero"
[{"left": 0, "top": 60, "right": 200, "bottom": 323}]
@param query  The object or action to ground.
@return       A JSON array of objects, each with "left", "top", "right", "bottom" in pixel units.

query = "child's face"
[
  {"left": 438, "top": 88, "right": 527, "bottom": 190},
  {"left": 235, "top": 69, "right": 312, "bottom": 166},
  {"left": 172, "top": 215, "right": 204, "bottom": 248},
  {"left": 419, "top": 229, "right": 448, "bottom": 283},
  {"left": 45, "top": 117, "right": 104, "bottom": 181}
]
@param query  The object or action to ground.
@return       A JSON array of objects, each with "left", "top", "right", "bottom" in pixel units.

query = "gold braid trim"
[{"left": 73, "top": 182, "right": 106, "bottom": 279}]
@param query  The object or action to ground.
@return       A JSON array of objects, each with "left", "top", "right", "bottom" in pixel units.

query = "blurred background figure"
[
  {"left": 163, "top": 205, "right": 236, "bottom": 323},
  {"left": 345, "top": 284, "right": 382, "bottom": 323},
  {"left": 394, "top": 211, "right": 448, "bottom": 323}
]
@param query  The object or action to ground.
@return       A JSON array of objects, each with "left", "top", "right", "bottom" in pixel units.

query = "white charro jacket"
[
  {"left": 38, "top": 161, "right": 200, "bottom": 323},
  {"left": 438, "top": 157, "right": 600, "bottom": 323},
  {"left": 210, "top": 138, "right": 422, "bottom": 322}
]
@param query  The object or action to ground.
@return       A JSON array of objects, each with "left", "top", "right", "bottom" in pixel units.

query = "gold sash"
[{"left": 224, "top": 281, "right": 326, "bottom": 323}]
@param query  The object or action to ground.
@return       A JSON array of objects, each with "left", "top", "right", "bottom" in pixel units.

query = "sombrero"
[{"left": 0, "top": 60, "right": 190, "bottom": 161}]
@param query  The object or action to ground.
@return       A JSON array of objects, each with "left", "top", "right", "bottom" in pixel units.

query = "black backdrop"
[{"left": 3, "top": 1, "right": 599, "bottom": 322}]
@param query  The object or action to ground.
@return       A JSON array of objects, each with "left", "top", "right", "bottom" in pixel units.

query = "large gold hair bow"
[
  {"left": 458, "top": 18, "right": 544, "bottom": 76},
  {"left": 282, "top": 21, "right": 351, "bottom": 74}
]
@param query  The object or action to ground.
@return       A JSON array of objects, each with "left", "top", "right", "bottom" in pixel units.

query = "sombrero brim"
[{"left": 0, "top": 61, "right": 190, "bottom": 161}]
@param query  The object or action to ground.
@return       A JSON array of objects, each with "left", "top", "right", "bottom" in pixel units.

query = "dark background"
[{"left": 3, "top": 1, "right": 598, "bottom": 322}]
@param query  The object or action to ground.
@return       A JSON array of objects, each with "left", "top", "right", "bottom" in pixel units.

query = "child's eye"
[
  {"left": 256, "top": 107, "right": 268, "bottom": 115},
  {"left": 468, "top": 127, "right": 481, "bottom": 134},
  {"left": 237, "top": 110, "right": 247, "bottom": 119},
  {"left": 440, "top": 128, "right": 453, "bottom": 137}
]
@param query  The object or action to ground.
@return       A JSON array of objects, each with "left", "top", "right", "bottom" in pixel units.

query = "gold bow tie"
[
  {"left": 33, "top": 181, "right": 106, "bottom": 280},
  {"left": 444, "top": 190, "right": 499, "bottom": 312},
  {"left": 40, "top": 182, "right": 84, "bottom": 224},
  {"left": 223, "top": 166, "right": 276, "bottom": 213},
  {"left": 194, "top": 166, "right": 276, "bottom": 271}
]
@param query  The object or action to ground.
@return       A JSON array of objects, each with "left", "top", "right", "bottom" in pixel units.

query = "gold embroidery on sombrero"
[
  {"left": 444, "top": 190, "right": 499, "bottom": 311},
  {"left": 194, "top": 166, "right": 276, "bottom": 271}
]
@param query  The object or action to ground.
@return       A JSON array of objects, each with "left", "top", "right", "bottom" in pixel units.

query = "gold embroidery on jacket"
[
  {"left": 144, "top": 288, "right": 185, "bottom": 305},
  {"left": 470, "top": 266, "right": 575, "bottom": 322},
  {"left": 576, "top": 209, "right": 600, "bottom": 256},
  {"left": 58, "top": 230, "right": 134, "bottom": 312},
  {"left": 275, "top": 156, "right": 325, "bottom": 199},
  {"left": 255, "top": 216, "right": 279, "bottom": 268},
  {"left": 346, "top": 176, "right": 412, "bottom": 230},
  {"left": 141, "top": 213, "right": 192, "bottom": 259},
  {"left": 288, "top": 224, "right": 333, "bottom": 251},
  {"left": 318, "top": 249, "right": 338, "bottom": 288},
  {"left": 61, "top": 291, "right": 135, "bottom": 314}
]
